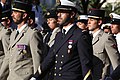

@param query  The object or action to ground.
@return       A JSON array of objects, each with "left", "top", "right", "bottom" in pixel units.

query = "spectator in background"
[{"left": 32, "top": 0, "right": 44, "bottom": 31}]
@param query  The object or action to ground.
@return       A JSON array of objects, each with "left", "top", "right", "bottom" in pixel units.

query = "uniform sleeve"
[
  {"left": 0, "top": 29, "right": 11, "bottom": 80},
  {"left": 77, "top": 32, "right": 93, "bottom": 80},
  {"left": 30, "top": 31, "right": 44, "bottom": 74},
  {"left": 0, "top": 51, "right": 9, "bottom": 80},
  {"left": 105, "top": 35, "right": 120, "bottom": 69}
]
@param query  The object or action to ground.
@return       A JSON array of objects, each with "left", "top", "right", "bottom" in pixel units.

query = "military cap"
[
  {"left": 109, "top": 13, "right": 120, "bottom": 24},
  {"left": 77, "top": 15, "right": 88, "bottom": 24},
  {"left": 12, "top": 1, "right": 32, "bottom": 13},
  {"left": 1, "top": 9, "right": 11, "bottom": 21},
  {"left": 101, "top": 23, "right": 111, "bottom": 29},
  {"left": 56, "top": 0, "right": 77, "bottom": 12},
  {"left": 45, "top": 10, "right": 57, "bottom": 19},
  {"left": 29, "top": 11, "right": 35, "bottom": 21},
  {"left": 88, "top": 9, "right": 105, "bottom": 19},
  {"left": 77, "top": 15, "right": 88, "bottom": 21}
]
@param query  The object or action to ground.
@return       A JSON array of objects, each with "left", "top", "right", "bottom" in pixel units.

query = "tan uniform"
[
  {"left": 0, "top": 24, "right": 11, "bottom": 80},
  {"left": 0, "top": 25, "right": 43, "bottom": 80},
  {"left": 92, "top": 30, "right": 120, "bottom": 79}
]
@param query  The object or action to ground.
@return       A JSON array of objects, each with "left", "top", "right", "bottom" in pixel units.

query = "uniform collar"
[
  {"left": 62, "top": 24, "right": 74, "bottom": 34},
  {"left": 92, "top": 29, "right": 101, "bottom": 39},
  {"left": 17, "top": 23, "right": 28, "bottom": 33}
]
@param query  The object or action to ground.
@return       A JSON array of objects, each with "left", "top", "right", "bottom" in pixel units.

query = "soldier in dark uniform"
[{"left": 37, "top": 0, "right": 93, "bottom": 80}]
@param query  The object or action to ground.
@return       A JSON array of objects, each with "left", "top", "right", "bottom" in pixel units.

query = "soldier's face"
[
  {"left": 57, "top": 10, "right": 71, "bottom": 26},
  {"left": 11, "top": 11, "right": 23, "bottom": 24},
  {"left": 47, "top": 18, "right": 57, "bottom": 30},
  {"left": 76, "top": 22, "right": 87, "bottom": 30},
  {"left": 111, "top": 24, "right": 120, "bottom": 34},
  {"left": 87, "top": 18, "right": 100, "bottom": 32}
]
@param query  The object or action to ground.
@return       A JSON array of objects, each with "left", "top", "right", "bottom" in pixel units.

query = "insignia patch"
[{"left": 17, "top": 44, "right": 26, "bottom": 50}]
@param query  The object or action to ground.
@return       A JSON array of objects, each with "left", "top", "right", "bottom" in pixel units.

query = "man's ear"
[
  {"left": 7, "top": 19, "right": 10, "bottom": 25},
  {"left": 98, "top": 19, "right": 103, "bottom": 26},
  {"left": 23, "top": 13, "right": 28, "bottom": 19},
  {"left": 70, "top": 11, "right": 76, "bottom": 18}
]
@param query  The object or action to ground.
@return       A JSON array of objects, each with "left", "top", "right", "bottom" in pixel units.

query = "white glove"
[{"left": 30, "top": 77, "right": 36, "bottom": 80}]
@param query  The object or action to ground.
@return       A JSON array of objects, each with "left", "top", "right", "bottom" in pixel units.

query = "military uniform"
[
  {"left": 0, "top": 23, "right": 12, "bottom": 80},
  {"left": 41, "top": 23, "right": 93, "bottom": 80},
  {"left": 0, "top": 1, "right": 44, "bottom": 80},
  {"left": 87, "top": 9, "right": 120, "bottom": 80},
  {"left": 105, "top": 13, "right": 120, "bottom": 80}
]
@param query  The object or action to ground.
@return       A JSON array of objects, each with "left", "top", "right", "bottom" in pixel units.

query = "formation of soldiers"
[{"left": 0, "top": 0, "right": 120, "bottom": 80}]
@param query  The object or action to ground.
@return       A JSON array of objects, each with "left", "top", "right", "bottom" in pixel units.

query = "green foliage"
[{"left": 102, "top": 2, "right": 120, "bottom": 16}]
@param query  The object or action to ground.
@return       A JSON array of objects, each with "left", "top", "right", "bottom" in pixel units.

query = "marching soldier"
[
  {"left": 105, "top": 13, "right": 120, "bottom": 80},
  {"left": 87, "top": 9, "right": 120, "bottom": 80},
  {"left": 40, "top": 0, "right": 93, "bottom": 80},
  {"left": 109, "top": 13, "right": 120, "bottom": 53},
  {"left": 0, "top": 1, "right": 44, "bottom": 80},
  {"left": 0, "top": 8, "right": 12, "bottom": 80}
]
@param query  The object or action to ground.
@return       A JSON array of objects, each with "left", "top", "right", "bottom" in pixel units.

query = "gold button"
[
  {"left": 61, "top": 61, "right": 63, "bottom": 64},
  {"left": 59, "top": 67, "right": 62, "bottom": 70},
  {"left": 54, "top": 73, "right": 56, "bottom": 76},
  {"left": 56, "top": 54, "right": 58, "bottom": 57},
  {"left": 55, "top": 61, "right": 57, "bottom": 63},
  {"left": 59, "top": 74, "right": 62, "bottom": 76},
  {"left": 54, "top": 67, "right": 57, "bottom": 70},
  {"left": 62, "top": 55, "right": 64, "bottom": 57}
]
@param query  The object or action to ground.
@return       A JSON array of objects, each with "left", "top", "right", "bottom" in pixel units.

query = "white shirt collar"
[
  {"left": 92, "top": 30, "right": 101, "bottom": 39},
  {"left": 17, "top": 23, "right": 28, "bottom": 33},
  {"left": 1, "top": 2, "right": 4, "bottom": 7},
  {"left": 115, "top": 33, "right": 120, "bottom": 38},
  {"left": 62, "top": 24, "right": 74, "bottom": 34}
]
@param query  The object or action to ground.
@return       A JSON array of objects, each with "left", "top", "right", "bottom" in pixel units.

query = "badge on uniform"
[
  {"left": 68, "top": 40, "right": 73, "bottom": 54},
  {"left": 17, "top": 44, "right": 27, "bottom": 54},
  {"left": 17, "top": 44, "right": 26, "bottom": 50}
]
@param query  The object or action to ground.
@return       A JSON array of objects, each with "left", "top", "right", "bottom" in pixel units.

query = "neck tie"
[
  {"left": 62, "top": 29, "right": 66, "bottom": 38},
  {"left": 15, "top": 31, "right": 19, "bottom": 39},
  {"left": 90, "top": 33, "right": 93, "bottom": 40}
]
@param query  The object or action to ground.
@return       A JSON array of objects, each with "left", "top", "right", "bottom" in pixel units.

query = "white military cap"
[
  {"left": 56, "top": 0, "right": 77, "bottom": 11},
  {"left": 109, "top": 13, "right": 120, "bottom": 24},
  {"left": 77, "top": 15, "right": 88, "bottom": 20},
  {"left": 77, "top": 15, "right": 88, "bottom": 24}
]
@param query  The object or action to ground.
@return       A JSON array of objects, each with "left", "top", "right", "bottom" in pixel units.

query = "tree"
[
  {"left": 102, "top": 2, "right": 120, "bottom": 16},
  {"left": 71, "top": 0, "right": 106, "bottom": 14}
]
